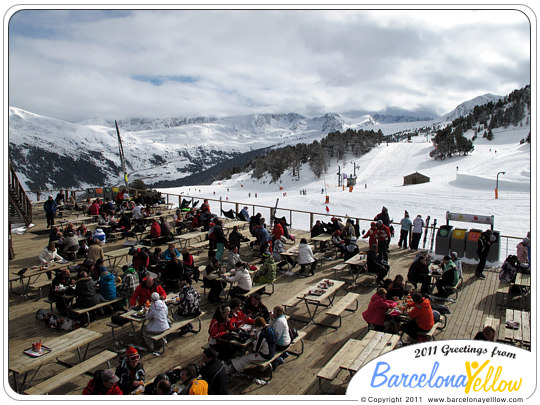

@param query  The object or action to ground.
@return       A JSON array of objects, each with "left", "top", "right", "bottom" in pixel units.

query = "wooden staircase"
[{"left": 8, "top": 160, "right": 33, "bottom": 227}]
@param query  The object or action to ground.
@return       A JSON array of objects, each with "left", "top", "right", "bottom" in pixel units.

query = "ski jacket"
[
  {"left": 362, "top": 293, "right": 397, "bottom": 326},
  {"left": 412, "top": 216, "right": 425, "bottom": 234}
]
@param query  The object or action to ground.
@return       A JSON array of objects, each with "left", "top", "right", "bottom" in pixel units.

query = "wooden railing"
[{"left": 8, "top": 160, "right": 32, "bottom": 226}]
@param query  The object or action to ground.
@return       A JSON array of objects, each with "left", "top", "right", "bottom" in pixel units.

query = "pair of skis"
[{"left": 422, "top": 215, "right": 437, "bottom": 252}]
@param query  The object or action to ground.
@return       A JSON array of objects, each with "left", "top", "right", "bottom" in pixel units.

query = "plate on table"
[{"left": 24, "top": 345, "right": 52, "bottom": 358}]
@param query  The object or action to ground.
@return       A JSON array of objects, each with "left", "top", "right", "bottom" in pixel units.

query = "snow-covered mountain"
[
  {"left": 441, "top": 93, "right": 503, "bottom": 122},
  {"left": 8, "top": 92, "right": 504, "bottom": 191}
]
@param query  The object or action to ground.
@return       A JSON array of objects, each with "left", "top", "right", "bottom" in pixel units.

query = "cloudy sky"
[{"left": 7, "top": 6, "right": 531, "bottom": 123}]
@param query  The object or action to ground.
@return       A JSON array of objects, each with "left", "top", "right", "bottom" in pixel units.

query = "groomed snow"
[{"left": 158, "top": 124, "right": 532, "bottom": 262}]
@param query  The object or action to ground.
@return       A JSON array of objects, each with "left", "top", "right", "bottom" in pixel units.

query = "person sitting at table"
[
  {"left": 229, "top": 317, "right": 276, "bottom": 374},
  {"left": 239, "top": 206, "right": 250, "bottom": 222},
  {"left": 407, "top": 254, "right": 431, "bottom": 294},
  {"left": 342, "top": 219, "right": 357, "bottom": 245},
  {"left": 86, "top": 237, "right": 104, "bottom": 264},
  {"left": 128, "top": 247, "right": 149, "bottom": 275},
  {"left": 243, "top": 293, "right": 270, "bottom": 322},
  {"left": 181, "top": 247, "right": 199, "bottom": 283},
  {"left": 332, "top": 230, "right": 346, "bottom": 256},
  {"left": 199, "top": 347, "right": 230, "bottom": 395},
  {"left": 474, "top": 326, "right": 496, "bottom": 341},
  {"left": 63, "top": 221, "right": 75, "bottom": 235},
  {"left": 208, "top": 305, "right": 236, "bottom": 360},
  {"left": 401, "top": 291, "right": 435, "bottom": 342},
  {"left": 59, "top": 231, "right": 79, "bottom": 259},
  {"left": 366, "top": 244, "right": 390, "bottom": 284},
  {"left": 343, "top": 236, "right": 360, "bottom": 262},
  {"left": 434, "top": 255, "right": 459, "bottom": 298},
  {"left": 223, "top": 262, "right": 253, "bottom": 298},
  {"left": 143, "top": 292, "right": 170, "bottom": 355},
  {"left": 297, "top": 238, "right": 317, "bottom": 276},
  {"left": 160, "top": 216, "right": 174, "bottom": 242},
  {"left": 272, "top": 236, "right": 295, "bottom": 274},
  {"left": 88, "top": 199, "right": 101, "bottom": 216},
  {"left": 82, "top": 369, "right": 123, "bottom": 395},
  {"left": 116, "top": 346, "right": 146, "bottom": 394},
  {"left": 228, "top": 225, "right": 249, "bottom": 251},
  {"left": 49, "top": 225, "right": 63, "bottom": 243},
  {"left": 162, "top": 255, "right": 186, "bottom": 291},
  {"left": 269, "top": 305, "right": 291, "bottom": 368},
  {"left": 149, "top": 218, "right": 161, "bottom": 240},
  {"left": 253, "top": 251, "right": 277, "bottom": 284},
  {"left": 38, "top": 241, "right": 64, "bottom": 279},
  {"left": 77, "top": 222, "right": 90, "bottom": 237},
  {"left": 97, "top": 265, "right": 117, "bottom": 302},
  {"left": 73, "top": 271, "right": 100, "bottom": 309},
  {"left": 450, "top": 251, "right": 463, "bottom": 279},
  {"left": 203, "top": 258, "right": 226, "bottom": 304},
  {"left": 362, "top": 288, "right": 398, "bottom": 331},
  {"left": 103, "top": 198, "right": 116, "bottom": 215},
  {"left": 227, "top": 245, "right": 243, "bottom": 270},
  {"left": 174, "top": 280, "right": 201, "bottom": 319},
  {"left": 161, "top": 243, "right": 180, "bottom": 262},
  {"left": 516, "top": 237, "right": 530, "bottom": 271},
  {"left": 129, "top": 276, "right": 166, "bottom": 308},
  {"left": 117, "top": 266, "right": 140, "bottom": 306},
  {"left": 49, "top": 268, "right": 75, "bottom": 315},
  {"left": 386, "top": 274, "right": 406, "bottom": 300},
  {"left": 178, "top": 364, "right": 208, "bottom": 395},
  {"left": 229, "top": 298, "right": 255, "bottom": 328},
  {"left": 93, "top": 228, "right": 107, "bottom": 245}
]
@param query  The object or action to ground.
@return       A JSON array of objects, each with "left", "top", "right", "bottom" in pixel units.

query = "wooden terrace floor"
[{"left": 7, "top": 209, "right": 525, "bottom": 395}]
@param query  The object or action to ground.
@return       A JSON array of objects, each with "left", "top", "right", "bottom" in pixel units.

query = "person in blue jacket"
[
  {"left": 98, "top": 266, "right": 117, "bottom": 302},
  {"left": 43, "top": 195, "right": 58, "bottom": 228},
  {"left": 398, "top": 211, "right": 413, "bottom": 249}
]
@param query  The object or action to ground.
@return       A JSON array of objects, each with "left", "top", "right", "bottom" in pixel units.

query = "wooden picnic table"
[
  {"left": 9, "top": 328, "right": 103, "bottom": 393},
  {"left": 9, "top": 262, "right": 70, "bottom": 297},
  {"left": 295, "top": 279, "right": 345, "bottom": 325},
  {"left": 310, "top": 233, "right": 332, "bottom": 251},
  {"left": 104, "top": 246, "right": 141, "bottom": 271},
  {"left": 317, "top": 331, "right": 399, "bottom": 392},
  {"left": 174, "top": 231, "right": 207, "bottom": 249},
  {"left": 503, "top": 309, "right": 530, "bottom": 348}
]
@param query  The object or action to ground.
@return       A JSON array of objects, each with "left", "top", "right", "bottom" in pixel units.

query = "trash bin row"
[{"left": 435, "top": 225, "right": 500, "bottom": 262}]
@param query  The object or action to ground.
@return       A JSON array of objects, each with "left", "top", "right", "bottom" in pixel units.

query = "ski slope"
[{"left": 158, "top": 125, "right": 532, "bottom": 261}]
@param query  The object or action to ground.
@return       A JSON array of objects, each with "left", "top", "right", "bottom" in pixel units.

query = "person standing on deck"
[{"left": 44, "top": 195, "right": 58, "bottom": 228}]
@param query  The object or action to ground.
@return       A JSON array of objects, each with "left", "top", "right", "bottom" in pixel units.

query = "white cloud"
[{"left": 7, "top": 7, "right": 532, "bottom": 122}]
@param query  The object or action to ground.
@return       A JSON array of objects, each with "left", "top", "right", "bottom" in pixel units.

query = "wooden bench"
[
  {"left": 249, "top": 330, "right": 307, "bottom": 381},
  {"left": 28, "top": 279, "right": 53, "bottom": 298},
  {"left": 283, "top": 296, "right": 302, "bottom": 312},
  {"left": 417, "top": 321, "right": 444, "bottom": 342},
  {"left": 24, "top": 350, "right": 117, "bottom": 395},
  {"left": 148, "top": 312, "right": 205, "bottom": 354},
  {"left": 317, "top": 339, "right": 366, "bottom": 393},
  {"left": 72, "top": 297, "right": 124, "bottom": 325},
  {"left": 234, "top": 282, "right": 274, "bottom": 299},
  {"left": 188, "top": 240, "right": 208, "bottom": 255},
  {"left": 107, "top": 231, "right": 124, "bottom": 243},
  {"left": 319, "top": 292, "right": 360, "bottom": 329},
  {"left": 332, "top": 263, "right": 349, "bottom": 279}
]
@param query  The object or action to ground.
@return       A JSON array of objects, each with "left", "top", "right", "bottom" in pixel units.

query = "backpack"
[
  {"left": 188, "top": 378, "right": 209, "bottom": 395},
  {"left": 264, "top": 326, "right": 276, "bottom": 346},
  {"left": 288, "top": 327, "right": 299, "bottom": 341}
]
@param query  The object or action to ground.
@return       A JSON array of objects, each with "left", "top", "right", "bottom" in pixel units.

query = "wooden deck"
[{"left": 8, "top": 210, "right": 528, "bottom": 395}]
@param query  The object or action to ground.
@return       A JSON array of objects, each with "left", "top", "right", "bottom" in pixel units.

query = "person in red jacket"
[
  {"left": 362, "top": 222, "right": 378, "bottom": 250},
  {"left": 376, "top": 220, "right": 392, "bottom": 262},
  {"left": 149, "top": 219, "right": 161, "bottom": 238},
  {"left": 271, "top": 219, "right": 284, "bottom": 241},
  {"left": 129, "top": 276, "right": 166, "bottom": 307},
  {"left": 401, "top": 291, "right": 435, "bottom": 341},
  {"left": 229, "top": 298, "right": 255, "bottom": 328},
  {"left": 208, "top": 304, "right": 236, "bottom": 361},
  {"left": 88, "top": 200, "right": 100, "bottom": 216},
  {"left": 362, "top": 288, "right": 398, "bottom": 331},
  {"left": 82, "top": 369, "right": 123, "bottom": 395}
]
